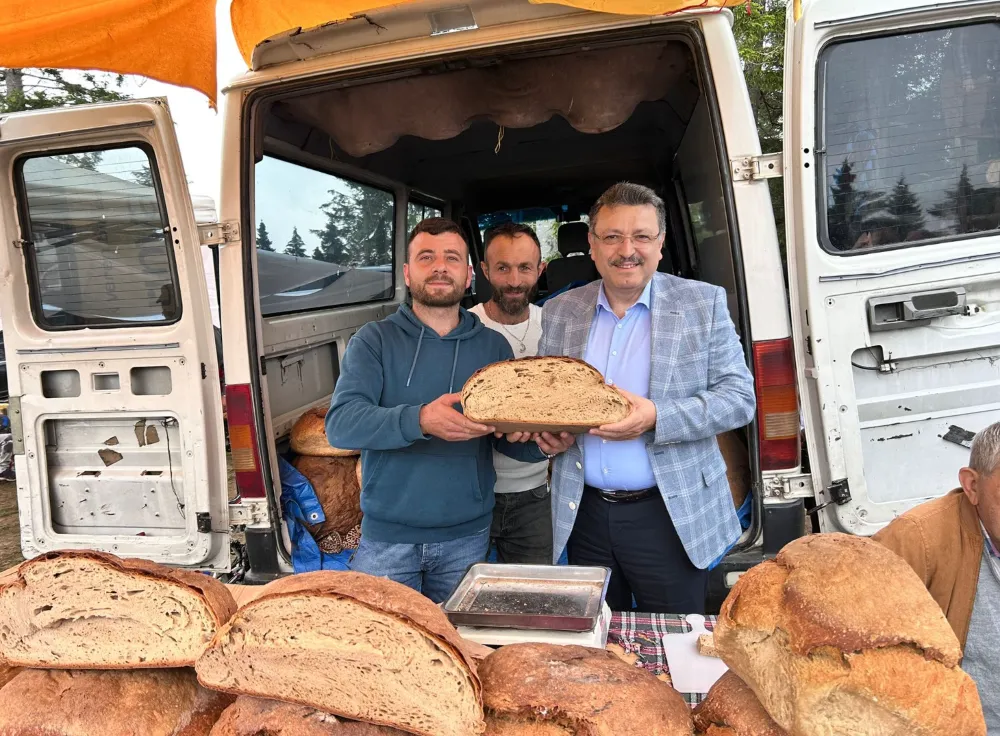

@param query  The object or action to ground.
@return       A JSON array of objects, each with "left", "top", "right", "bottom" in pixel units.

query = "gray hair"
[
  {"left": 969, "top": 422, "right": 1000, "bottom": 476},
  {"left": 589, "top": 182, "right": 667, "bottom": 235}
]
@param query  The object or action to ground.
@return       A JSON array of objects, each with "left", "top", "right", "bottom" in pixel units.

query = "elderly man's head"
[{"left": 960, "top": 422, "right": 1000, "bottom": 541}]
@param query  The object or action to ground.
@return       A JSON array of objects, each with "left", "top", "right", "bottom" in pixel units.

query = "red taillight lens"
[
  {"left": 753, "top": 338, "right": 800, "bottom": 471},
  {"left": 225, "top": 383, "right": 266, "bottom": 498}
]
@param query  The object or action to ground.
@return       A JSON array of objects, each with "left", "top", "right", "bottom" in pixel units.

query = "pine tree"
[
  {"left": 883, "top": 176, "right": 927, "bottom": 242},
  {"left": 256, "top": 222, "right": 275, "bottom": 251},
  {"left": 827, "top": 159, "right": 887, "bottom": 250},
  {"left": 312, "top": 183, "right": 393, "bottom": 267},
  {"left": 285, "top": 227, "right": 307, "bottom": 257},
  {"left": 930, "top": 164, "right": 977, "bottom": 234}
]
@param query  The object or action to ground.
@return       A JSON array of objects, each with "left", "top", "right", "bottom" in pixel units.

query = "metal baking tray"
[{"left": 443, "top": 564, "right": 611, "bottom": 632}]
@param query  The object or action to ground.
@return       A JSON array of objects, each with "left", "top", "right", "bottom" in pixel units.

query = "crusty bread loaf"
[
  {"left": 461, "top": 357, "right": 630, "bottom": 433},
  {"left": 714, "top": 533, "right": 986, "bottom": 736},
  {"left": 693, "top": 671, "right": 787, "bottom": 736},
  {"left": 0, "top": 550, "right": 237, "bottom": 669},
  {"left": 0, "top": 667, "right": 234, "bottom": 736},
  {"left": 717, "top": 430, "right": 750, "bottom": 509},
  {"left": 0, "top": 661, "right": 20, "bottom": 690},
  {"left": 292, "top": 455, "right": 363, "bottom": 537},
  {"left": 355, "top": 457, "right": 363, "bottom": 487},
  {"left": 196, "top": 571, "right": 485, "bottom": 736},
  {"left": 479, "top": 643, "right": 693, "bottom": 735},
  {"left": 210, "top": 696, "right": 409, "bottom": 735},
  {"left": 292, "top": 407, "right": 359, "bottom": 457}
]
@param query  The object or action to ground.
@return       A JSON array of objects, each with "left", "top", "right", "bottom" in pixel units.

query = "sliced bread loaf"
[
  {"left": 692, "top": 671, "right": 787, "bottom": 736},
  {"left": 210, "top": 696, "right": 410, "bottom": 736},
  {"left": 292, "top": 455, "right": 363, "bottom": 537},
  {"left": 196, "top": 571, "right": 485, "bottom": 736},
  {"left": 0, "top": 661, "right": 20, "bottom": 690},
  {"left": 713, "top": 533, "right": 986, "bottom": 736},
  {"left": 461, "top": 356, "right": 630, "bottom": 433},
  {"left": 0, "top": 667, "right": 234, "bottom": 736},
  {"left": 479, "top": 643, "right": 694, "bottom": 735},
  {"left": 0, "top": 550, "right": 236, "bottom": 668},
  {"left": 292, "top": 407, "right": 360, "bottom": 457}
]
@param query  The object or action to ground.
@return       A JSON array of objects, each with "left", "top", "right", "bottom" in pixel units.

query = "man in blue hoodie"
[{"left": 326, "top": 218, "right": 574, "bottom": 602}]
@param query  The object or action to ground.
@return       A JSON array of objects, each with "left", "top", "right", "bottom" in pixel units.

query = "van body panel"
[
  {"left": 0, "top": 100, "right": 230, "bottom": 569},
  {"left": 786, "top": 0, "right": 1000, "bottom": 533}
]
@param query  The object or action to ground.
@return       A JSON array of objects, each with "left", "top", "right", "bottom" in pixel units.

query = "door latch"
[{"left": 808, "top": 478, "right": 851, "bottom": 516}]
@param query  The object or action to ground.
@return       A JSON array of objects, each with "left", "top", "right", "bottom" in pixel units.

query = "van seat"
[{"left": 546, "top": 222, "right": 599, "bottom": 293}]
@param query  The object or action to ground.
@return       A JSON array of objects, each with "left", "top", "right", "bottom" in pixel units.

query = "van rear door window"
[
  {"left": 254, "top": 155, "right": 395, "bottom": 316},
  {"left": 819, "top": 23, "right": 1000, "bottom": 253},
  {"left": 16, "top": 146, "right": 180, "bottom": 329}
]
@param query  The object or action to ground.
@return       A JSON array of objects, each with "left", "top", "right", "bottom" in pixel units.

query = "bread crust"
[
  {"left": 714, "top": 533, "right": 986, "bottom": 736},
  {"left": 0, "top": 668, "right": 234, "bottom": 736},
  {"left": 291, "top": 407, "right": 360, "bottom": 457},
  {"left": 461, "top": 356, "right": 630, "bottom": 433},
  {"left": 479, "top": 643, "right": 693, "bottom": 736},
  {"left": 0, "top": 550, "right": 236, "bottom": 669},
  {"left": 292, "top": 455, "right": 363, "bottom": 537},
  {"left": 197, "top": 571, "right": 484, "bottom": 736},
  {"left": 210, "top": 696, "right": 409, "bottom": 735},
  {"left": 692, "top": 672, "right": 787, "bottom": 736}
]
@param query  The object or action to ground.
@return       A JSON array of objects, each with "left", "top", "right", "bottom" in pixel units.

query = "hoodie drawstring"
[
  {"left": 406, "top": 326, "right": 425, "bottom": 388},
  {"left": 448, "top": 340, "right": 462, "bottom": 393}
]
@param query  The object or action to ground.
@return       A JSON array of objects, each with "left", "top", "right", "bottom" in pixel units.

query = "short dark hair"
[
  {"left": 407, "top": 217, "right": 469, "bottom": 259},
  {"left": 589, "top": 182, "right": 667, "bottom": 234},
  {"left": 483, "top": 222, "right": 541, "bottom": 261}
]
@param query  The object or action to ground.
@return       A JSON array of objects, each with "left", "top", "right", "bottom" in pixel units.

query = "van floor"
[{"left": 0, "top": 480, "right": 22, "bottom": 571}]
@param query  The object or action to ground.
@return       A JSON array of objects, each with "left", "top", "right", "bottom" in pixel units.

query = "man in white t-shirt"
[{"left": 470, "top": 222, "right": 551, "bottom": 563}]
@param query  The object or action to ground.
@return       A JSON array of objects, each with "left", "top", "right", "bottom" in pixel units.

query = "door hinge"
[
  {"left": 731, "top": 152, "right": 784, "bottom": 182},
  {"left": 198, "top": 221, "right": 240, "bottom": 247},
  {"left": 7, "top": 396, "right": 24, "bottom": 456},
  {"left": 808, "top": 478, "right": 851, "bottom": 516}
]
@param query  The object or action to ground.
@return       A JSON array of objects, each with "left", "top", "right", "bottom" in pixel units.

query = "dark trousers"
[
  {"left": 567, "top": 487, "right": 708, "bottom": 614},
  {"left": 490, "top": 485, "right": 553, "bottom": 564}
]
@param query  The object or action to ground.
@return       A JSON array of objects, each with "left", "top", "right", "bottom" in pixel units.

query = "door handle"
[{"left": 867, "top": 288, "right": 966, "bottom": 332}]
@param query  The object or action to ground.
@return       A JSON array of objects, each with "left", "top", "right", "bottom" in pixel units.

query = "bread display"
[
  {"left": 196, "top": 571, "right": 485, "bottom": 736},
  {"left": 693, "top": 671, "right": 787, "bottom": 736},
  {"left": 461, "top": 356, "right": 630, "bottom": 433},
  {"left": 0, "top": 550, "right": 236, "bottom": 669},
  {"left": 292, "top": 455, "right": 363, "bottom": 537},
  {"left": 210, "top": 696, "right": 409, "bottom": 736},
  {"left": 0, "top": 667, "right": 234, "bottom": 736},
  {"left": 713, "top": 533, "right": 986, "bottom": 736},
  {"left": 479, "top": 643, "right": 693, "bottom": 735},
  {"left": 292, "top": 407, "right": 359, "bottom": 457}
]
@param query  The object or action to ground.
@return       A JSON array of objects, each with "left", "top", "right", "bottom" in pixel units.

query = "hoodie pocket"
[{"left": 362, "top": 451, "right": 488, "bottom": 530}]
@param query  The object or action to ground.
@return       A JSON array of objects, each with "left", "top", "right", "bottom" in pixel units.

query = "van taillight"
[
  {"left": 752, "top": 338, "right": 800, "bottom": 471},
  {"left": 225, "top": 383, "right": 266, "bottom": 498}
]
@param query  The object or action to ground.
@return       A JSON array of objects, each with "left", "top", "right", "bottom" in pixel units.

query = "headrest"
[{"left": 557, "top": 222, "right": 590, "bottom": 257}]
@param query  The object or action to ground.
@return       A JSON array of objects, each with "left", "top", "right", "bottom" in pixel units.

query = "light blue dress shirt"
[{"left": 582, "top": 281, "right": 657, "bottom": 491}]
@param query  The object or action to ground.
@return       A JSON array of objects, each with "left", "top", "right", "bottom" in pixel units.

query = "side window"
[
  {"left": 254, "top": 155, "right": 395, "bottom": 316},
  {"left": 820, "top": 23, "right": 1000, "bottom": 253},
  {"left": 17, "top": 146, "right": 180, "bottom": 330},
  {"left": 406, "top": 201, "right": 442, "bottom": 233}
]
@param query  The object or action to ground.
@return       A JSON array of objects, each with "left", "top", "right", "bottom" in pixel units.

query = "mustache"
[{"left": 609, "top": 255, "right": 644, "bottom": 267}]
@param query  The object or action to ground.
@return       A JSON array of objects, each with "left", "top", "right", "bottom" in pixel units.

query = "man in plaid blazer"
[{"left": 535, "top": 182, "right": 756, "bottom": 614}]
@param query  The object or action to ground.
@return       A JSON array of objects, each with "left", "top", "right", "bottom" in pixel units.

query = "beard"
[
  {"left": 410, "top": 277, "right": 465, "bottom": 308},
  {"left": 491, "top": 283, "right": 538, "bottom": 316}
]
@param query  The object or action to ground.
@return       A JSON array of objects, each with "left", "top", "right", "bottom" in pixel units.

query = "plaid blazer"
[{"left": 539, "top": 273, "right": 756, "bottom": 569}]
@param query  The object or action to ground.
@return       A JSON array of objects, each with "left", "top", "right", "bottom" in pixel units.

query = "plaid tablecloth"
[{"left": 607, "top": 611, "right": 719, "bottom": 706}]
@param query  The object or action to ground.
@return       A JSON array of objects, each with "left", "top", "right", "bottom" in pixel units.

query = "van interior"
[{"left": 245, "top": 27, "right": 762, "bottom": 591}]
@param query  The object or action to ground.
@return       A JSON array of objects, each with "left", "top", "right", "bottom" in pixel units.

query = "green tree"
[
  {"left": 882, "top": 176, "right": 927, "bottom": 242},
  {"left": 1, "top": 68, "right": 128, "bottom": 113},
  {"left": 930, "top": 164, "right": 977, "bottom": 235},
  {"left": 312, "top": 183, "right": 393, "bottom": 267},
  {"left": 285, "top": 227, "right": 307, "bottom": 257},
  {"left": 256, "top": 222, "right": 275, "bottom": 251},
  {"left": 827, "top": 160, "right": 887, "bottom": 250}
]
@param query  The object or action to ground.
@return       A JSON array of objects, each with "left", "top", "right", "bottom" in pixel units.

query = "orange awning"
[{"left": 2, "top": 0, "right": 746, "bottom": 107}]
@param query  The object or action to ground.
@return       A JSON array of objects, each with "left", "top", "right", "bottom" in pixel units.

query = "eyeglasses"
[{"left": 591, "top": 231, "right": 662, "bottom": 247}]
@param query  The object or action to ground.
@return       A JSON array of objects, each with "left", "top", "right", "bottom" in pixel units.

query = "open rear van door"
[
  {"left": 785, "top": 0, "right": 1000, "bottom": 534},
  {"left": 0, "top": 99, "right": 230, "bottom": 570}
]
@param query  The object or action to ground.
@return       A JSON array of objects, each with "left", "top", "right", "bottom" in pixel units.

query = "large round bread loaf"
[
  {"left": 210, "top": 696, "right": 410, "bottom": 735},
  {"left": 0, "top": 550, "right": 237, "bottom": 669},
  {"left": 291, "top": 407, "right": 359, "bottom": 457},
  {"left": 693, "top": 671, "right": 787, "bottom": 736},
  {"left": 713, "top": 533, "right": 986, "bottom": 736},
  {"left": 0, "top": 661, "right": 20, "bottom": 690},
  {"left": 0, "top": 668, "right": 234, "bottom": 736},
  {"left": 196, "top": 571, "right": 485, "bottom": 736},
  {"left": 479, "top": 643, "right": 694, "bottom": 735},
  {"left": 461, "top": 356, "right": 630, "bottom": 433},
  {"left": 292, "top": 455, "right": 363, "bottom": 537}
]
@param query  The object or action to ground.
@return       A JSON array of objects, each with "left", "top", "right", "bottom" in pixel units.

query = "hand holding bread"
[
  {"left": 419, "top": 392, "right": 495, "bottom": 441},
  {"left": 589, "top": 386, "right": 655, "bottom": 441}
]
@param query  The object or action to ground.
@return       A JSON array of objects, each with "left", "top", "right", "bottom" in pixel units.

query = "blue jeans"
[{"left": 348, "top": 526, "right": 490, "bottom": 603}]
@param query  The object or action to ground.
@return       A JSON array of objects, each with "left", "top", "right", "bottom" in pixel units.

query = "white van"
[{"left": 0, "top": 0, "right": 997, "bottom": 605}]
